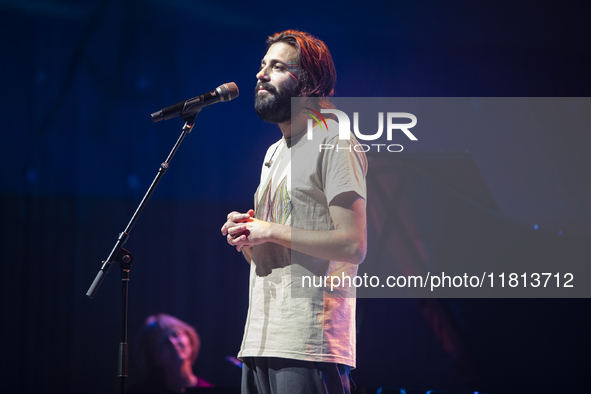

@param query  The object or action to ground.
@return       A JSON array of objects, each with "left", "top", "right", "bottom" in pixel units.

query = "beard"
[{"left": 254, "top": 81, "right": 299, "bottom": 124}]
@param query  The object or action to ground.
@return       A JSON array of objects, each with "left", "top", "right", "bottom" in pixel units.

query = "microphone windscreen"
[{"left": 222, "top": 82, "right": 239, "bottom": 101}]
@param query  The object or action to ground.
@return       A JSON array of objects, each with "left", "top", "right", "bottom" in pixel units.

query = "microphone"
[{"left": 151, "top": 82, "right": 239, "bottom": 122}]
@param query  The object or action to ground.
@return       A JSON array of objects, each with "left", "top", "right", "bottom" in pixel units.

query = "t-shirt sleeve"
[{"left": 321, "top": 134, "right": 368, "bottom": 205}]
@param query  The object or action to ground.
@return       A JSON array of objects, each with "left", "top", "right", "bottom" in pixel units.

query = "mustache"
[{"left": 255, "top": 82, "right": 277, "bottom": 94}]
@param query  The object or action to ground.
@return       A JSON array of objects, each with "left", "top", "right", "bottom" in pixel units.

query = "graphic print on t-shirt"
[{"left": 254, "top": 175, "right": 292, "bottom": 225}]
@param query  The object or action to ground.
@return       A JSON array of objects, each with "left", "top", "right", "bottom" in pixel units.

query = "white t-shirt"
[{"left": 238, "top": 119, "right": 367, "bottom": 368}]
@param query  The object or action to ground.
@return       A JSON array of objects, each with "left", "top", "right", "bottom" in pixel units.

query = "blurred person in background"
[{"left": 130, "top": 313, "right": 213, "bottom": 394}]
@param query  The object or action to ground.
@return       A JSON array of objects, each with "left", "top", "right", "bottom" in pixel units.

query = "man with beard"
[{"left": 221, "top": 30, "right": 367, "bottom": 394}]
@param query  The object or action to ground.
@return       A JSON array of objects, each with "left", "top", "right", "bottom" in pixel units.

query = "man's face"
[{"left": 254, "top": 42, "right": 301, "bottom": 124}]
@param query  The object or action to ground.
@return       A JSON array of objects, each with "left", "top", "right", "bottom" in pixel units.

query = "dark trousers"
[{"left": 241, "top": 357, "right": 351, "bottom": 394}]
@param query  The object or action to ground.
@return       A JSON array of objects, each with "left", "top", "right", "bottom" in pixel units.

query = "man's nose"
[{"left": 256, "top": 66, "right": 270, "bottom": 81}]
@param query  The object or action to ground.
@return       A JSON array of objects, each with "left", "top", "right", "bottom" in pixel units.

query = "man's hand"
[
  {"left": 221, "top": 191, "right": 366, "bottom": 265},
  {"left": 221, "top": 209, "right": 273, "bottom": 252},
  {"left": 222, "top": 210, "right": 253, "bottom": 250}
]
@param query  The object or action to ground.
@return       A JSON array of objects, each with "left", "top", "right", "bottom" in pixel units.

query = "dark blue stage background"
[{"left": 1, "top": 1, "right": 590, "bottom": 393}]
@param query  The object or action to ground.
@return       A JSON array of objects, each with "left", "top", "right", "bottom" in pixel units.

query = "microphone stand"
[{"left": 85, "top": 111, "right": 200, "bottom": 394}]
